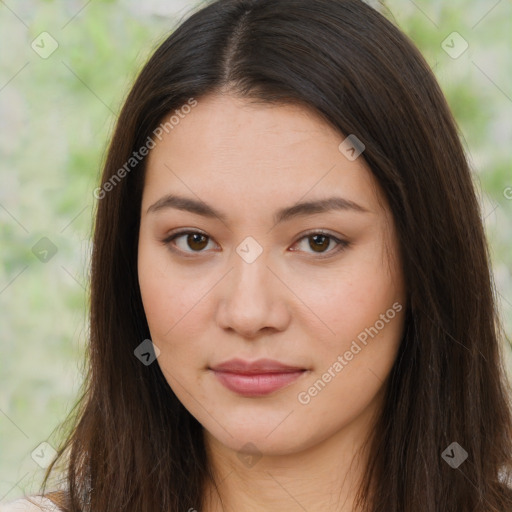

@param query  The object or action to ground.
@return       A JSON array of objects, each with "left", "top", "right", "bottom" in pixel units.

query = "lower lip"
[{"left": 212, "top": 370, "right": 306, "bottom": 396}]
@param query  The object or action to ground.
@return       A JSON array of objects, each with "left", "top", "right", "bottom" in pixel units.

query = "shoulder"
[{"left": 0, "top": 496, "right": 62, "bottom": 512}]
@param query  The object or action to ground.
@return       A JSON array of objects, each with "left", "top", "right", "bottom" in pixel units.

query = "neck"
[{"left": 200, "top": 395, "right": 381, "bottom": 512}]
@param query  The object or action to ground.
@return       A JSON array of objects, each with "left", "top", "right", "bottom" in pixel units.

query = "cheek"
[
  {"left": 137, "top": 239, "right": 218, "bottom": 352},
  {"left": 290, "top": 239, "right": 405, "bottom": 401},
  {"left": 138, "top": 239, "right": 188, "bottom": 338},
  {"left": 295, "top": 300, "right": 404, "bottom": 429},
  {"left": 291, "top": 251, "right": 404, "bottom": 345}
]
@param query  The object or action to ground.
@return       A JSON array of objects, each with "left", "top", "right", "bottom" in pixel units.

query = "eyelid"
[
  {"left": 161, "top": 228, "right": 349, "bottom": 259},
  {"left": 161, "top": 229, "right": 217, "bottom": 257},
  {"left": 291, "top": 228, "right": 349, "bottom": 259}
]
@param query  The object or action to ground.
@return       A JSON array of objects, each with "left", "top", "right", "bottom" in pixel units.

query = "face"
[{"left": 138, "top": 92, "right": 407, "bottom": 457}]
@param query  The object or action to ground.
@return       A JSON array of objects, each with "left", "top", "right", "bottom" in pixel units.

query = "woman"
[{"left": 3, "top": 0, "right": 512, "bottom": 510}]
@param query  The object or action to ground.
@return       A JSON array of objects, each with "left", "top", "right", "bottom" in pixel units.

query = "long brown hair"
[{"left": 35, "top": 0, "right": 512, "bottom": 510}]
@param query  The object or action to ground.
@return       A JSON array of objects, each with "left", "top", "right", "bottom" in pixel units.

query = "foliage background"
[{"left": 1, "top": 0, "right": 511, "bottom": 502}]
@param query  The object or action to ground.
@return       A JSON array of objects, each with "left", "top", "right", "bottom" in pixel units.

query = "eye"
[
  {"left": 162, "top": 230, "right": 216, "bottom": 255},
  {"left": 290, "top": 230, "right": 349, "bottom": 258},
  {"left": 161, "top": 229, "right": 349, "bottom": 258}
]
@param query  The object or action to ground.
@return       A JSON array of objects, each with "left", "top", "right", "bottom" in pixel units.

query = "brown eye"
[
  {"left": 184, "top": 233, "right": 209, "bottom": 251},
  {"left": 308, "top": 234, "right": 331, "bottom": 253},
  {"left": 163, "top": 230, "right": 215, "bottom": 255},
  {"left": 291, "top": 231, "right": 349, "bottom": 258}
]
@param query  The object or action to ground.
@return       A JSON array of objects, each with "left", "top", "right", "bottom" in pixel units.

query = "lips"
[
  {"left": 209, "top": 358, "right": 308, "bottom": 396},
  {"left": 210, "top": 358, "right": 306, "bottom": 374}
]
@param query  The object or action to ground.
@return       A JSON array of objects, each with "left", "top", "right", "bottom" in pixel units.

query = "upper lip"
[{"left": 210, "top": 358, "right": 306, "bottom": 374}]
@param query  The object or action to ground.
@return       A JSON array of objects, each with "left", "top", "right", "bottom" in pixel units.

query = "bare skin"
[{"left": 138, "top": 92, "right": 407, "bottom": 511}]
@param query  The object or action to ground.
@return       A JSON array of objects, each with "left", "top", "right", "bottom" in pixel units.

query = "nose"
[{"left": 215, "top": 250, "right": 291, "bottom": 339}]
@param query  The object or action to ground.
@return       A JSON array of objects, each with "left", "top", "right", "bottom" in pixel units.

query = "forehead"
[{"left": 142, "top": 93, "right": 383, "bottom": 216}]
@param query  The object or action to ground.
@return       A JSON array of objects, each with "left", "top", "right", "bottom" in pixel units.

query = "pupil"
[
  {"left": 188, "top": 233, "right": 207, "bottom": 250},
  {"left": 310, "top": 234, "right": 328, "bottom": 252}
]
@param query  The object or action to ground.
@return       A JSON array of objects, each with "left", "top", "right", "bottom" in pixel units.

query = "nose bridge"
[
  {"left": 233, "top": 243, "right": 270, "bottom": 295},
  {"left": 215, "top": 237, "right": 289, "bottom": 336},
  {"left": 228, "top": 240, "right": 274, "bottom": 311}
]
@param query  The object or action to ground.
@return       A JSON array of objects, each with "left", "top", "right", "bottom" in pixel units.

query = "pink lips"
[{"left": 210, "top": 358, "right": 307, "bottom": 397}]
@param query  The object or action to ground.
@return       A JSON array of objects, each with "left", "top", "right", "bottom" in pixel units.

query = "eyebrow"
[{"left": 146, "top": 193, "right": 369, "bottom": 225}]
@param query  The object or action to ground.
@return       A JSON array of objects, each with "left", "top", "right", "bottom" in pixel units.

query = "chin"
[{"left": 204, "top": 419, "right": 320, "bottom": 458}]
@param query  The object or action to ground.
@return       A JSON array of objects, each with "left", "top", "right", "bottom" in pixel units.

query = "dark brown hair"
[{"left": 34, "top": 0, "right": 512, "bottom": 510}]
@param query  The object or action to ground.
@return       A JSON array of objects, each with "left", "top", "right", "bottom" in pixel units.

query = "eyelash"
[{"left": 161, "top": 229, "right": 349, "bottom": 259}]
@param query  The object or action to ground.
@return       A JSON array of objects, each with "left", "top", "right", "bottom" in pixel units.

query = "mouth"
[
  {"left": 209, "top": 358, "right": 309, "bottom": 397},
  {"left": 211, "top": 370, "right": 307, "bottom": 396}
]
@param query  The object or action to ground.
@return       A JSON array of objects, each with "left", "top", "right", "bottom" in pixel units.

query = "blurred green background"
[{"left": 1, "top": 0, "right": 511, "bottom": 502}]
